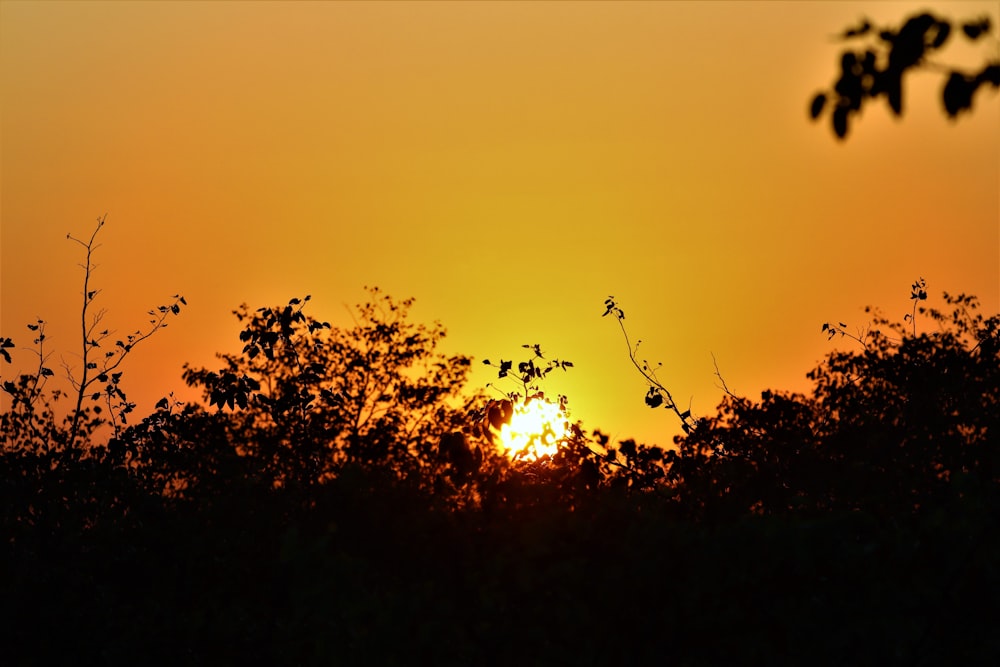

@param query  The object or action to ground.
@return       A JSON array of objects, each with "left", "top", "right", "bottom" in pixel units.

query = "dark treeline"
[
  {"left": 0, "top": 5, "right": 1000, "bottom": 656},
  {"left": 2, "top": 263, "right": 998, "bottom": 664},
  {"left": 5, "top": 9, "right": 999, "bottom": 660}
]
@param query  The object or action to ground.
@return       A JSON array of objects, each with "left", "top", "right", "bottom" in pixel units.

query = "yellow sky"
[{"left": 2, "top": 1, "right": 998, "bottom": 446}]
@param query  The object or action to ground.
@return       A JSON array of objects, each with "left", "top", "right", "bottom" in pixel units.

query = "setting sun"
[{"left": 496, "top": 398, "right": 569, "bottom": 461}]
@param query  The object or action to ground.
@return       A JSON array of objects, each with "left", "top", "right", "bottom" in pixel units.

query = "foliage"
[
  {"left": 477, "top": 343, "right": 574, "bottom": 457},
  {"left": 1, "top": 216, "right": 184, "bottom": 454},
  {"left": 179, "top": 287, "right": 478, "bottom": 492},
  {"left": 810, "top": 12, "right": 999, "bottom": 138},
  {"left": 603, "top": 296, "right": 699, "bottom": 434},
  {"left": 665, "top": 282, "right": 1000, "bottom": 520},
  {"left": 476, "top": 343, "right": 677, "bottom": 508},
  {"left": 473, "top": 345, "right": 599, "bottom": 510},
  {"left": 3, "top": 226, "right": 999, "bottom": 664}
]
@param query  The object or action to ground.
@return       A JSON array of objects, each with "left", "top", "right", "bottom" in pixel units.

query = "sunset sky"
[{"left": 2, "top": 1, "right": 997, "bottom": 446}]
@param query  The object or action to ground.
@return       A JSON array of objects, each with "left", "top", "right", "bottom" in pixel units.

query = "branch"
[{"left": 603, "top": 297, "right": 698, "bottom": 434}]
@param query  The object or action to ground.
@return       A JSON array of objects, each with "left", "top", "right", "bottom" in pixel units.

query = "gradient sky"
[{"left": 2, "top": 1, "right": 998, "bottom": 446}]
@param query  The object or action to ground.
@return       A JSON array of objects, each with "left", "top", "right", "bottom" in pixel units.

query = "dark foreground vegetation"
[
  {"left": 4, "top": 10, "right": 999, "bottom": 661},
  {"left": 2, "top": 221, "right": 998, "bottom": 666}
]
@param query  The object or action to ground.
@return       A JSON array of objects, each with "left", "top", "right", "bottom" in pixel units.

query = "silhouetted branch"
[
  {"left": 63, "top": 216, "right": 185, "bottom": 445},
  {"left": 603, "top": 296, "right": 699, "bottom": 434}
]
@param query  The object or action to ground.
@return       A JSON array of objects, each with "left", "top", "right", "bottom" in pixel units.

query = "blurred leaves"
[{"left": 811, "top": 11, "right": 999, "bottom": 138}]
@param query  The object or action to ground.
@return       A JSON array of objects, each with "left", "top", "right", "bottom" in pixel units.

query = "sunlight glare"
[{"left": 497, "top": 398, "right": 568, "bottom": 461}]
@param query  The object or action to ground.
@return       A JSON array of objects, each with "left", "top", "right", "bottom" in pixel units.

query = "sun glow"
[{"left": 496, "top": 398, "right": 569, "bottom": 461}]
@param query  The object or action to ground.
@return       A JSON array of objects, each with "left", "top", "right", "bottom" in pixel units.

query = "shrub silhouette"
[
  {"left": 3, "top": 226, "right": 999, "bottom": 665},
  {"left": 1, "top": 217, "right": 185, "bottom": 455},
  {"left": 178, "top": 288, "right": 480, "bottom": 495},
  {"left": 607, "top": 281, "right": 1000, "bottom": 521}
]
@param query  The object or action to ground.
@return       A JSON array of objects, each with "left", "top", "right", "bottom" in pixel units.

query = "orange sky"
[{"left": 2, "top": 1, "right": 998, "bottom": 446}]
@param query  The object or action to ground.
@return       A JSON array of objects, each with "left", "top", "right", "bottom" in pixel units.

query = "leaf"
[
  {"left": 979, "top": 63, "right": 1000, "bottom": 86},
  {"left": 840, "top": 18, "right": 871, "bottom": 39},
  {"left": 962, "top": 17, "right": 991, "bottom": 40},
  {"left": 943, "top": 71, "right": 974, "bottom": 117},
  {"left": 929, "top": 20, "right": 950, "bottom": 49},
  {"left": 40, "top": 367, "right": 54, "bottom": 377},
  {"left": 645, "top": 390, "right": 663, "bottom": 409},
  {"left": 488, "top": 404, "right": 505, "bottom": 430},
  {"left": 809, "top": 93, "right": 827, "bottom": 120}
]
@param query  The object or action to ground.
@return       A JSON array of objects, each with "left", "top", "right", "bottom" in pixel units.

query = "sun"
[{"left": 496, "top": 398, "right": 569, "bottom": 461}]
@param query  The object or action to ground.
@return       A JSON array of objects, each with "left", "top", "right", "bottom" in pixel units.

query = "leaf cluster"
[
  {"left": 810, "top": 12, "right": 999, "bottom": 138},
  {"left": 671, "top": 284, "right": 1000, "bottom": 521}
]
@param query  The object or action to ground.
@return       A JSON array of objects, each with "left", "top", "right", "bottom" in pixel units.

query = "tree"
[
  {"left": 809, "top": 12, "right": 999, "bottom": 138},
  {"left": 180, "top": 288, "right": 479, "bottom": 491},
  {"left": 1, "top": 216, "right": 184, "bottom": 454},
  {"left": 1, "top": 217, "right": 184, "bottom": 556},
  {"left": 671, "top": 282, "right": 1000, "bottom": 519}
]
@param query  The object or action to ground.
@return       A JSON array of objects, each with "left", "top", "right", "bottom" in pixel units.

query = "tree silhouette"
[
  {"left": 3, "top": 229, "right": 999, "bottom": 664},
  {"left": 667, "top": 284, "right": 1000, "bottom": 519},
  {"left": 5, "top": 9, "right": 1000, "bottom": 651},
  {"left": 2, "top": 216, "right": 184, "bottom": 457},
  {"left": 810, "top": 12, "right": 999, "bottom": 138},
  {"left": 179, "top": 288, "right": 479, "bottom": 493}
]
